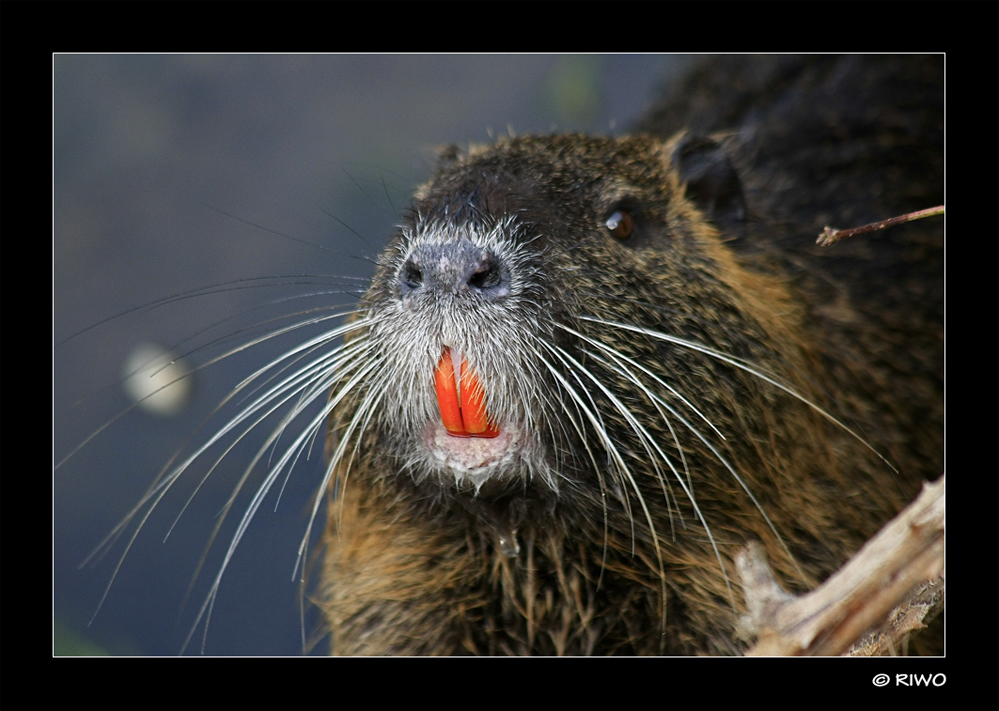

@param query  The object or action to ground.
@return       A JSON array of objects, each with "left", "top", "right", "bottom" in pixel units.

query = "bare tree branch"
[{"left": 737, "top": 474, "right": 945, "bottom": 656}]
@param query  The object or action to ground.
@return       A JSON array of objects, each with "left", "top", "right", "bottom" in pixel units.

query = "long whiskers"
[
  {"left": 180, "top": 332, "right": 381, "bottom": 653},
  {"left": 568, "top": 316, "right": 900, "bottom": 585},
  {"left": 79, "top": 311, "right": 375, "bottom": 652},
  {"left": 523, "top": 337, "right": 612, "bottom": 589},
  {"left": 539, "top": 342, "right": 671, "bottom": 650},
  {"left": 581, "top": 316, "right": 897, "bottom": 473}
]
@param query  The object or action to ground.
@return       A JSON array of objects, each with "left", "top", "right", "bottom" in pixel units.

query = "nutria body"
[{"left": 320, "top": 55, "right": 943, "bottom": 655}]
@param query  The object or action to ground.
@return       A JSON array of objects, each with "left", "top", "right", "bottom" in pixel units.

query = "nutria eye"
[{"left": 605, "top": 209, "right": 634, "bottom": 241}]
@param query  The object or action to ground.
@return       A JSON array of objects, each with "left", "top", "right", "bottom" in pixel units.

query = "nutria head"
[{"left": 325, "top": 133, "right": 873, "bottom": 592}]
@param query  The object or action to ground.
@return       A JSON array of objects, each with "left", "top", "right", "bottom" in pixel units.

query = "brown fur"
[{"left": 319, "top": 56, "right": 943, "bottom": 655}]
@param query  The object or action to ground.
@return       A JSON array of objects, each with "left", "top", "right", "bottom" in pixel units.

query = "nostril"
[
  {"left": 467, "top": 259, "right": 501, "bottom": 291},
  {"left": 468, "top": 269, "right": 487, "bottom": 289},
  {"left": 401, "top": 260, "right": 424, "bottom": 291}
]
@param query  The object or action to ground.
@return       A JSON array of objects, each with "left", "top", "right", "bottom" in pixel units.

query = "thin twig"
[{"left": 817, "top": 205, "right": 944, "bottom": 247}]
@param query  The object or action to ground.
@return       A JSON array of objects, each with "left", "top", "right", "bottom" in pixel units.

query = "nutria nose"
[{"left": 399, "top": 240, "right": 510, "bottom": 301}]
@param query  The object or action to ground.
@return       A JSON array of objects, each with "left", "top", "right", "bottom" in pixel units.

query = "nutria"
[{"left": 318, "top": 54, "right": 943, "bottom": 655}]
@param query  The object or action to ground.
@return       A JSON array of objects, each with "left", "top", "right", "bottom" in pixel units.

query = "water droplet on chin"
[{"left": 498, "top": 531, "right": 520, "bottom": 558}]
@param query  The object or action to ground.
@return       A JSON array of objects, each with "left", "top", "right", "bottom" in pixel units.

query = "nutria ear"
[{"left": 671, "top": 134, "right": 746, "bottom": 236}]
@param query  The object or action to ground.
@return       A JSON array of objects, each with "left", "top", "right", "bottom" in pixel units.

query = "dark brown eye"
[{"left": 605, "top": 209, "right": 634, "bottom": 241}]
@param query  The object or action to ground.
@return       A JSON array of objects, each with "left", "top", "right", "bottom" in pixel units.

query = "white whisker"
[
  {"left": 571, "top": 319, "right": 811, "bottom": 582},
  {"left": 581, "top": 316, "right": 896, "bottom": 473},
  {"left": 544, "top": 343, "right": 673, "bottom": 648}
]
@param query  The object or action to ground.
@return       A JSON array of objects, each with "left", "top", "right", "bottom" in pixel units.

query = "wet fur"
[{"left": 318, "top": 56, "right": 943, "bottom": 655}]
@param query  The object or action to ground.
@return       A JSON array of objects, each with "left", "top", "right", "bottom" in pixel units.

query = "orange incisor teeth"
[{"left": 434, "top": 348, "right": 499, "bottom": 438}]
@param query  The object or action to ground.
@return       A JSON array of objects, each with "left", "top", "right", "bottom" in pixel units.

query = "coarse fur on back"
[{"left": 318, "top": 55, "right": 943, "bottom": 655}]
